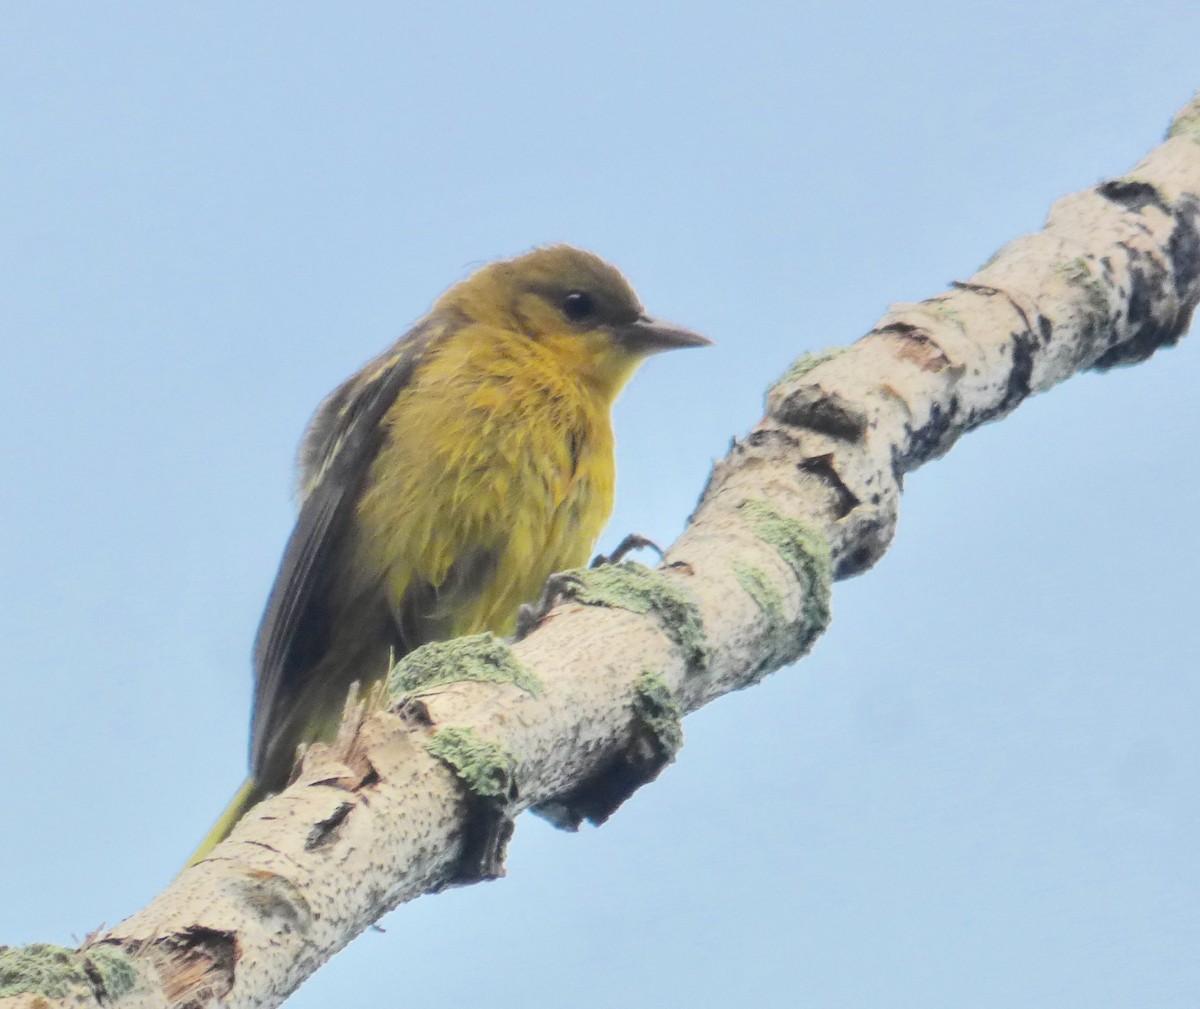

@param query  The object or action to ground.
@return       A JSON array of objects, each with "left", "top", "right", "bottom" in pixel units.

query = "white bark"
[{"left": 2, "top": 93, "right": 1198, "bottom": 1009}]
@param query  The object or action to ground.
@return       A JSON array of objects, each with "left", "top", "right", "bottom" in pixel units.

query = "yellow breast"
[{"left": 352, "top": 324, "right": 616, "bottom": 640}]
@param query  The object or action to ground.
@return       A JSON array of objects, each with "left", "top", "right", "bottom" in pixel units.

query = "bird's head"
[{"left": 435, "top": 245, "right": 711, "bottom": 399}]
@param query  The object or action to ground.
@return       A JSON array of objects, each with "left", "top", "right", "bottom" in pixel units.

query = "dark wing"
[{"left": 249, "top": 317, "right": 442, "bottom": 775}]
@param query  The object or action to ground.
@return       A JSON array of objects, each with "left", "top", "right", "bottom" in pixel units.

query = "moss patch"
[
  {"left": 426, "top": 727, "right": 518, "bottom": 800},
  {"left": 388, "top": 633, "right": 541, "bottom": 701},
  {"left": 740, "top": 500, "right": 833, "bottom": 663},
  {"left": 558, "top": 562, "right": 709, "bottom": 674}
]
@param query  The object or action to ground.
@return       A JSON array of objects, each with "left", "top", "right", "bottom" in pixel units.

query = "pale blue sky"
[{"left": 1, "top": 3, "right": 1197, "bottom": 1007}]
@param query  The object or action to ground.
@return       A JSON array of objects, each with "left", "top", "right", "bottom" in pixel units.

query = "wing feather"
[{"left": 249, "top": 317, "right": 442, "bottom": 775}]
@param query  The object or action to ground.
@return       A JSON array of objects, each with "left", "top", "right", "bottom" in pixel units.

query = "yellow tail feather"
[{"left": 185, "top": 779, "right": 258, "bottom": 868}]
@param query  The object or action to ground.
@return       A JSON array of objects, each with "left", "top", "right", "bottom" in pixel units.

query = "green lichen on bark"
[
  {"left": 0, "top": 943, "right": 88, "bottom": 999},
  {"left": 772, "top": 347, "right": 849, "bottom": 393},
  {"left": 0, "top": 942, "right": 139, "bottom": 1001},
  {"left": 388, "top": 633, "right": 541, "bottom": 701},
  {"left": 531, "top": 670, "right": 683, "bottom": 831},
  {"left": 740, "top": 499, "right": 833, "bottom": 662},
  {"left": 924, "top": 298, "right": 963, "bottom": 326},
  {"left": 1167, "top": 93, "right": 1200, "bottom": 144},
  {"left": 1055, "top": 257, "right": 1109, "bottom": 316},
  {"left": 85, "top": 946, "right": 138, "bottom": 1000},
  {"left": 733, "top": 560, "right": 792, "bottom": 678},
  {"left": 557, "top": 562, "right": 709, "bottom": 674},
  {"left": 733, "top": 562, "right": 785, "bottom": 628},
  {"left": 426, "top": 726, "right": 518, "bottom": 799},
  {"left": 632, "top": 669, "right": 683, "bottom": 760},
  {"left": 767, "top": 347, "right": 867, "bottom": 439}
]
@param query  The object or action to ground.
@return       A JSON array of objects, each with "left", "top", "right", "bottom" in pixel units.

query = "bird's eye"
[{"left": 562, "top": 290, "right": 596, "bottom": 322}]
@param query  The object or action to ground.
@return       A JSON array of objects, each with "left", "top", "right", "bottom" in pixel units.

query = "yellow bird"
[{"left": 188, "top": 245, "right": 710, "bottom": 863}]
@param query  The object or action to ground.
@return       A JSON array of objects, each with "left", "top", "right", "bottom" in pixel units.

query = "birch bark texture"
[{"left": 2, "top": 93, "right": 1199, "bottom": 1009}]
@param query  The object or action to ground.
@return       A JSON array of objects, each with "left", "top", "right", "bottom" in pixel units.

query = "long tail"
[{"left": 185, "top": 779, "right": 259, "bottom": 867}]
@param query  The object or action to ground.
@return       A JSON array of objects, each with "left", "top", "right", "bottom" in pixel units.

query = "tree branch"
[{"left": 3, "top": 92, "right": 1198, "bottom": 1009}]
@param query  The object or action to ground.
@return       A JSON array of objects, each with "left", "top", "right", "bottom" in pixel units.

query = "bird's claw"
[
  {"left": 516, "top": 535, "right": 664, "bottom": 640},
  {"left": 590, "top": 532, "right": 663, "bottom": 568},
  {"left": 515, "top": 571, "right": 579, "bottom": 640}
]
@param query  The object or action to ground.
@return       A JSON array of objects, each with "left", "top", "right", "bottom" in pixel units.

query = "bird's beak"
[{"left": 617, "top": 314, "right": 714, "bottom": 355}]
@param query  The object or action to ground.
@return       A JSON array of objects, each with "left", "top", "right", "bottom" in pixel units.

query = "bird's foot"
[
  {"left": 590, "top": 532, "right": 663, "bottom": 568},
  {"left": 515, "top": 535, "right": 664, "bottom": 640},
  {"left": 515, "top": 571, "right": 579, "bottom": 640}
]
